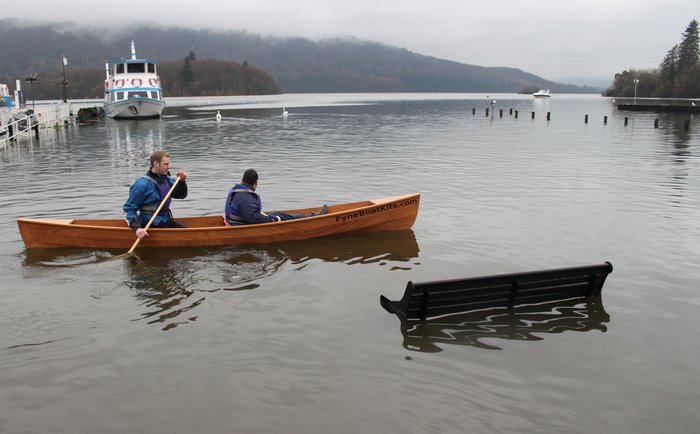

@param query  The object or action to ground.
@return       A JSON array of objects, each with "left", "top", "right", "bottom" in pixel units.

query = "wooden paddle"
[{"left": 115, "top": 175, "right": 181, "bottom": 259}]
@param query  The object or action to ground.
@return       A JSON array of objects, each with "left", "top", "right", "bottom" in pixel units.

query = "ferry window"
[
  {"left": 130, "top": 91, "right": 149, "bottom": 98},
  {"left": 118, "top": 92, "right": 126, "bottom": 100},
  {"left": 127, "top": 63, "right": 146, "bottom": 73},
  {"left": 148, "top": 63, "right": 156, "bottom": 73},
  {"left": 115, "top": 64, "right": 124, "bottom": 74}
]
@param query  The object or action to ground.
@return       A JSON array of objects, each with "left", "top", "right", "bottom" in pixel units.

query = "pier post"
[
  {"left": 509, "top": 108, "right": 513, "bottom": 115},
  {"left": 472, "top": 108, "right": 475, "bottom": 115},
  {"left": 585, "top": 114, "right": 588, "bottom": 124},
  {"left": 604, "top": 116, "right": 608, "bottom": 125},
  {"left": 685, "top": 119, "right": 691, "bottom": 131},
  {"left": 515, "top": 110, "right": 519, "bottom": 118},
  {"left": 499, "top": 109, "right": 503, "bottom": 117},
  {"left": 485, "top": 108, "right": 489, "bottom": 117},
  {"left": 624, "top": 117, "right": 628, "bottom": 126},
  {"left": 531, "top": 111, "right": 535, "bottom": 119},
  {"left": 546, "top": 112, "right": 550, "bottom": 121},
  {"left": 654, "top": 118, "right": 659, "bottom": 128}
]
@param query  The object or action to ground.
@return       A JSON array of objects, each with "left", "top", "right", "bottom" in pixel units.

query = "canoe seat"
[{"left": 380, "top": 262, "right": 613, "bottom": 320}]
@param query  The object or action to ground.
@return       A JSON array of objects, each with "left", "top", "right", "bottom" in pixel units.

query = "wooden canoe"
[{"left": 17, "top": 193, "right": 420, "bottom": 249}]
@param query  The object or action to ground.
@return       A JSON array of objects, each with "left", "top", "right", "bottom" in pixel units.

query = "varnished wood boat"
[{"left": 17, "top": 193, "right": 420, "bottom": 249}]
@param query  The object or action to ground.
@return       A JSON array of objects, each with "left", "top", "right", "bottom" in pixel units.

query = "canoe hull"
[{"left": 17, "top": 193, "right": 420, "bottom": 249}]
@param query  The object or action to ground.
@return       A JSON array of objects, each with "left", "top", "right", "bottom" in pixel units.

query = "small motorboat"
[{"left": 533, "top": 89, "right": 552, "bottom": 98}]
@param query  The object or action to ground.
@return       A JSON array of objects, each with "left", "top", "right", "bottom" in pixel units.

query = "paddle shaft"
[{"left": 127, "top": 176, "right": 182, "bottom": 254}]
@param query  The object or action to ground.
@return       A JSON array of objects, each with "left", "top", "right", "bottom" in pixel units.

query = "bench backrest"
[{"left": 381, "top": 262, "right": 613, "bottom": 319}]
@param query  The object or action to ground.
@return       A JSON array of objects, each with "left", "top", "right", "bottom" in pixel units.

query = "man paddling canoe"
[{"left": 123, "top": 150, "right": 188, "bottom": 239}]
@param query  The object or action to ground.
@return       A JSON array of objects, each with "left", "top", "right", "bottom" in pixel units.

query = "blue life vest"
[
  {"left": 140, "top": 175, "right": 172, "bottom": 216},
  {"left": 224, "top": 183, "right": 262, "bottom": 225}
]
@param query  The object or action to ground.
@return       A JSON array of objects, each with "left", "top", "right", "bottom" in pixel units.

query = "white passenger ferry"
[{"left": 103, "top": 41, "right": 165, "bottom": 119}]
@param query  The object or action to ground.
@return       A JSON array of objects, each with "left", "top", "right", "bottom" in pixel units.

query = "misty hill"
[{"left": 0, "top": 19, "right": 598, "bottom": 94}]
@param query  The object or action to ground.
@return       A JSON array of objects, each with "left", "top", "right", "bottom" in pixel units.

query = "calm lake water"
[{"left": 1, "top": 93, "right": 699, "bottom": 433}]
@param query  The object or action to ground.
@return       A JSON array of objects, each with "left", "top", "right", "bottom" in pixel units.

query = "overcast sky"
[{"left": 9, "top": 0, "right": 697, "bottom": 84}]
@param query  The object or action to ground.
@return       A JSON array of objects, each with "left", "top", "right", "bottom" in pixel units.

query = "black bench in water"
[{"left": 380, "top": 262, "right": 613, "bottom": 320}]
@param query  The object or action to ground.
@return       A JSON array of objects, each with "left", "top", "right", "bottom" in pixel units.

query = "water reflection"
[
  {"left": 123, "top": 247, "right": 286, "bottom": 330},
  {"left": 105, "top": 118, "right": 164, "bottom": 168},
  {"left": 660, "top": 113, "right": 695, "bottom": 159},
  {"left": 274, "top": 230, "right": 419, "bottom": 269},
  {"left": 20, "top": 229, "right": 419, "bottom": 269},
  {"left": 387, "top": 296, "right": 609, "bottom": 352},
  {"left": 21, "top": 230, "right": 419, "bottom": 330}
]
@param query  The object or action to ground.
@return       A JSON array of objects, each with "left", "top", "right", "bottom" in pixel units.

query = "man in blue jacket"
[
  {"left": 123, "top": 150, "right": 188, "bottom": 240},
  {"left": 224, "top": 168, "right": 326, "bottom": 225}
]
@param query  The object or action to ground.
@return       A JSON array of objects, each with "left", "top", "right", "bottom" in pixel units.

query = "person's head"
[
  {"left": 242, "top": 168, "right": 258, "bottom": 187},
  {"left": 150, "top": 150, "right": 171, "bottom": 176}
]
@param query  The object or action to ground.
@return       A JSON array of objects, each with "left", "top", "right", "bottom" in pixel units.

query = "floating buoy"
[
  {"left": 216, "top": 111, "right": 221, "bottom": 122},
  {"left": 282, "top": 107, "right": 288, "bottom": 118}
]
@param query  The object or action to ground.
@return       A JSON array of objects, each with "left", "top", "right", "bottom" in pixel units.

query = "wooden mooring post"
[
  {"left": 546, "top": 112, "right": 550, "bottom": 121},
  {"left": 624, "top": 117, "right": 628, "bottom": 126},
  {"left": 515, "top": 110, "right": 519, "bottom": 118},
  {"left": 531, "top": 111, "right": 535, "bottom": 119},
  {"left": 685, "top": 119, "right": 691, "bottom": 131},
  {"left": 585, "top": 114, "right": 588, "bottom": 124},
  {"left": 604, "top": 116, "right": 608, "bottom": 125},
  {"left": 654, "top": 118, "right": 659, "bottom": 128}
]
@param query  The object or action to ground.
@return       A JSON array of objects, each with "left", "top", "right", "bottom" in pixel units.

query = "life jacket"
[
  {"left": 224, "top": 183, "right": 261, "bottom": 225},
  {"left": 139, "top": 174, "right": 172, "bottom": 216}
]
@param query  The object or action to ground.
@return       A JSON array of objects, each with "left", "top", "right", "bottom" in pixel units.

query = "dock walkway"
[{"left": 617, "top": 102, "right": 699, "bottom": 113}]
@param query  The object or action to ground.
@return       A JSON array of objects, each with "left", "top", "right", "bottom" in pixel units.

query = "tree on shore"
[
  {"left": 605, "top": 19, "right": 699, "bottom": 98},
  {"left": 180, "top": 50, "right": 197, "bottom": 94},
  {"left": 677, "top": 20, "right": 699, "bottom": 71}
]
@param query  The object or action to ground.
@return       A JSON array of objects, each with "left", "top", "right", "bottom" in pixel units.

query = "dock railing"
[{"left": 1, "top": 102, "right": 72, "bottom": 149}]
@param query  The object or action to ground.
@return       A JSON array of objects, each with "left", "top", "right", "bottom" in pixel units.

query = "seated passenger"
[{"left": 224, "top": 168, "right": 327, "bottom": 226}]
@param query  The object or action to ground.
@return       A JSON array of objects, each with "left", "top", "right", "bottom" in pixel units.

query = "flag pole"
[{"left": 61, "top": 51, "right": 67, "bottom": 102}]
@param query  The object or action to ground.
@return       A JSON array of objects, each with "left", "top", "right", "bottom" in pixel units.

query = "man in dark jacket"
[
  {"left": 123, "top": 150, "right": 188, "bottom": 239},
  {"left": 224, "top": 168, "right": 326, "bottom": 225}
]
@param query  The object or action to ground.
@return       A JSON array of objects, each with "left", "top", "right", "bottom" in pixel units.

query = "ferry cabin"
[{"left": 104, "top": 55, "right": 165, "bottom": 119}]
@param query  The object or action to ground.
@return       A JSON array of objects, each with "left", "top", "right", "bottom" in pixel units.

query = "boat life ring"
[
  {"left": 115, "top": 79, "right": 125, "bottom": 88},
  {"left": 105, "top": 80, "right": 109, "bottom": 89},
  {"left": 148, "top": 78, "right": 158, "bottom": 87},
  {"left": 132, "top": 78, "right": 142, "bottom": 87}
]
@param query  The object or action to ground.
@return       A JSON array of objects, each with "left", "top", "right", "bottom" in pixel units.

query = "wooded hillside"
[{"left": 0, "top": 19, "right": 597, "bottom": 97}]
